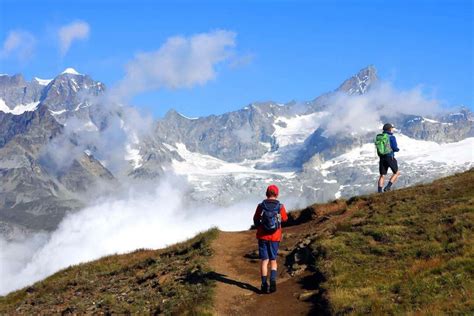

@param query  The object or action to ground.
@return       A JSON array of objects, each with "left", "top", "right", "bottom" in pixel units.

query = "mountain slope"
[
  {"left": 298, "top": 169, "right": 474, "bottom": 314},
  {"left": 0, "top": 71, "right": 116, "bottom": 237},
  {"left": 1, "top": 66, "right": 472, "bottom": 237},
  {"left": 1, "top": 169, "right": 472, "bottom": 314},
  {"left": 0, "top": 229, "right": 219, "bottom": 314}
]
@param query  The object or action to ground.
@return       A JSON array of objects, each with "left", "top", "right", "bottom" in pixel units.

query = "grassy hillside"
[
  {"left": 1, "top": 169, "right": 472, "bottom": 315},
  {"left": 287, "top": 169, "right": 474, "bottom": 314},
  {"left": 0, "top": 229, "right": 218, "bottom": 314}
]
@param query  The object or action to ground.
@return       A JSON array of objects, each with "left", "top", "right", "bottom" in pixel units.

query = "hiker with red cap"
[{"left": 253, "top": 184, "right": 288, "bottom": 294}]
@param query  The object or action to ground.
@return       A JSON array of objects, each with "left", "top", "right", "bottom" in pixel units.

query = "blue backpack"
[{"left": 259, "top": 200, "right": 282, "bottom": 233}]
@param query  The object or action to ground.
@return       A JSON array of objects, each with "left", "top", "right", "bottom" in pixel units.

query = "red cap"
[{"left": 266, "top": 185, "right": 279, "bottom": 197}]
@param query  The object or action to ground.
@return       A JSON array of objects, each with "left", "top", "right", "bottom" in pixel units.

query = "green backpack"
[{"left": 375, "top": 133, "right": 392, "bottom": 156}]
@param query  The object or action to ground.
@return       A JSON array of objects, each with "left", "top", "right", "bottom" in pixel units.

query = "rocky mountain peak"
[
  {"left": 443, "top": 106, "right": 473, "bottom": 123},
  {"left": 0, "top": 74, "right": 26, "bottom": 86},
  {"left": 337, "top": 65, "right": 378, "bottom": 95},
  {"left": 60, "top": 68, "right": 82, "bottom": 76},
  {"left": 40, "top": 71, "right": 105, "bottom": 114},
  {"left": 164, "top": 109, "right": 186, "bottom": 120},
  {"left": 0, "top": 74, "right": 42, "bottom": 109}
]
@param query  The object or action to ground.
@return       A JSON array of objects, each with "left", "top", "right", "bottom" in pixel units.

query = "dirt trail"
[{"left": 209, "top": 227, "right": 316, "bottom": 316}]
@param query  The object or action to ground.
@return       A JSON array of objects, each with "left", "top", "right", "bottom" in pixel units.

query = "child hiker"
[{"left": 253, "top": 185, "right": 288, "bottom": 294}]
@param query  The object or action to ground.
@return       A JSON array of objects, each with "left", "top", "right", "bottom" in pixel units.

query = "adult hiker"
[
  {"left": 375, "top": 123, "right": 401, "bottom": 192},
  {"left": 253, "top": 184, "right": 288, "bottom": 294}
]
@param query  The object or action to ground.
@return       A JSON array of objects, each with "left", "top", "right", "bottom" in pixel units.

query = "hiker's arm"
[
  {"left": 280, "top": 205, "right": 288, "bottom": 222},
  {"left": 390, "top": 136, "right": 400, "bottom": 152}
]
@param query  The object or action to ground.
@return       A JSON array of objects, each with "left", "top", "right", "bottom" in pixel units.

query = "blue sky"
[{"left": 0, "top": 0, "right": 472, "bottom": 117}]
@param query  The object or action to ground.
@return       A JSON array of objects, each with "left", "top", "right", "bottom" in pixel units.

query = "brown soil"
[{"left": 210, "top": 224, "right": 323, "bottom": 316}]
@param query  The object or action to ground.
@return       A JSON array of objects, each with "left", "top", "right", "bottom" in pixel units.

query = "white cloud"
[
  {"left": 0, "top": 176, "right": 255, "bottom": 295},
  {"left": 58, "top": 21, "right": 90, "bottom": 56},
  {"left": 112, "top": 30, "right": 237, "bottom": 100},
  {"left": 0, "top": 30, "right": 36, "bottom": 62},
  {"left": 322, "top": 82, "right": 441, "bottom": 136}
]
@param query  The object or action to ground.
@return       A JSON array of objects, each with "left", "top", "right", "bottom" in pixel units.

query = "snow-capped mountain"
[{"left": 0, "top": 66, "right": 472, "bottom": 238}]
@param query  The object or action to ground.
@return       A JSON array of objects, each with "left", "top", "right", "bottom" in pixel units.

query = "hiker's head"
[
  {"left": 383, "top": 123, "right": 395, "bottom": 133},
  {"left": 266, "top": 185, "right": 279, "bottom": 198}
]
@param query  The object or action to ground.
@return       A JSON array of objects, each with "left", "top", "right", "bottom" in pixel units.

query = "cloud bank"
[
  {"left": 0, "top": 176, "right": 255, "bottom": 295},
  {"left": 322, "top": 82, "right": 441, "bottom": 136},
  {"left": 58, "top": 21, "right": 90, "bottom": 56},
  {"left": 0, "top": 30, "right": 36, "bottom": 62}
]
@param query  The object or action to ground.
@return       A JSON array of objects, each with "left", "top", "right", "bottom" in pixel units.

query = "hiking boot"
[
  {"left": 269, "top": 280, "right": 276, "bottom": 293},
  {"left": 260, "top": 283, "right": 269, "bottom": 294},
  {"left": 383, "top": 186, "right": 391, "bottom": 192}
]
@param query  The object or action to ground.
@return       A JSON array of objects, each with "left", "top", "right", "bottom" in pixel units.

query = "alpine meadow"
[{"left": 0, "top": 0, "right": 472, "bottom": 314}]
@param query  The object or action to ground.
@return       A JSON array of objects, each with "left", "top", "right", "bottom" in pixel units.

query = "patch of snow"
[
  {"left": 61, "top": 68, "right": 81, "bottom": 75},
  {"left": 167, "top": 143, "right": 295, "bottom": 180},
  {"left": 320, "top": 169, "right": 331, "bottom": 177},
  {"left": 396, "top": 135, "right": 474, "bottom": 164},
  {"left": 422, "top": 117, "right": 439, "bottom": 124},
  {"left": 319, "top": 134, "right": 474, "bottom": 173},
  {"left": 49, "top": 109, "right": 67, "bottom": 115},
  {"left": 75, "top": 103, "right": 82, "bottom": 111},
  {"left": 70, "top": 78, "right": 78, "bottom": 92},
  {"left": 259, "top": 142, "right": 272, "bottom": 151},
  {"left": 323, "top": 179, "right": 337, "bottom": 184},
  {"left": 0, "top": 99, "right": 40, "bottom": 115},
  {"left": 34, "top": 77, "right": 52, "bottom": 86},
  {"left": 125, "top": 145, "right": 143, "bottom": 169},
  {"left": 273, "top": 112, "right": 329, "bottom": 147},
  {"left": 0, "top": 99, "right": 10, "bottom": 113},
  {"left": 82, "top": 101, "right": 92, "bottom": 110},
  {"left": 178, "top": 112, "right": 199, "bottom": 120},
  {"left": 407, "top": 117, "right": 451, "bottom": 126},
  {"left": 335, "top": 185, "right": 350, "bottom": 199}
]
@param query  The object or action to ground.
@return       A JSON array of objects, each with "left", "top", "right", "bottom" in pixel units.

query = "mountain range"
[{"left": 0, "top": 66, "right": 473, "bottom": 239}]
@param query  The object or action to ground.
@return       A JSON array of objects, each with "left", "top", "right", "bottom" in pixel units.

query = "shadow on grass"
[{"left": 298, "top": 271, "right": 331, "bottom": 316}]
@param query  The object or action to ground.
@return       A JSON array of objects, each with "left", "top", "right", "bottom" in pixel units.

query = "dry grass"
[
  {"left": 0, "top": 228, "right": 219, "bottom": 315},
  {"left": 303, "top": 169, "right": 474, "bottom": 314}
]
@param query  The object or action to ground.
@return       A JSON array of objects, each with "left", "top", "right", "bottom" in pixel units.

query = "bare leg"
[
  {"left": 390, "top": 171, "right": 400, "bottom": 184},
  {"left": 270, "top": 260, "right": 277, "bottom": 271},
  {"left": 378, "top": 175, "right": 385, "bottom": 188},
  {"left": 260, "top": 259, "right": 269, "bottom": 277}
]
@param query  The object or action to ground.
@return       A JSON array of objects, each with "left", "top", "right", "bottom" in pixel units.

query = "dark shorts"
[
  {"left": 258, "top": 240, "right": 279, "bottom": 260},
  {"left": 379, "top": 155, "right": 399, "bottom": 175}
]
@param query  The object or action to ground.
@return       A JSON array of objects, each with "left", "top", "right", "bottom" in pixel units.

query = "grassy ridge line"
[
  {"left": 307, "top": 170, "right": 474, "bottom": 314},
  {"left": 1, "top": 170, "right": 473, "bottom": 315},
  {"left": 0, "top": 228, "right": 219, "bottom": 315}
]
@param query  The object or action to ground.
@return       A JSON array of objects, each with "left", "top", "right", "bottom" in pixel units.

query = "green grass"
[
  {"left": 306, "top": 170, "right": 474, "bottom": 314},
  {"left": 2, "top": 170, "right": 473, "bottom": 315},
  {"left": 0, "top": 228, "right": 219, "bottom": 315}
]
